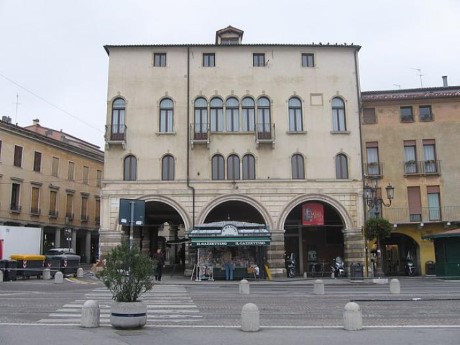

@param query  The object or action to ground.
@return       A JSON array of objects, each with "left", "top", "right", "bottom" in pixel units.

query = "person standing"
[
  {"left": 153, "top": 248, "right": 165, "bottom": 281},
  {"left": 223, "top": 250, "right": 234, "bottom": 281}
]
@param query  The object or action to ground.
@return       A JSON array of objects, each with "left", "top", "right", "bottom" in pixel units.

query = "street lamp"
[
  {"left": 64, "top": 228, "right": 72, "bottom": 252},
  {"left": 363, "top": 180, "right": 395, "bottom": 277}
]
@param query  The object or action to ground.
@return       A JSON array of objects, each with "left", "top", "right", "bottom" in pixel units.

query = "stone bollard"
[
  {"left": 313, "top": 279, "right": 324, "bottom": 295},
  {"left": 77, "top": 268, "right": 84, "bottom": 278},
  {"left": 81, "top": 300, "right": 100, "bottom": 328},
  {"left": 0, "top": 270, "right": 3, "bottom": 283},
  {"left": 239, "top": 279, "right": 250, "bottom": 295},
  {"left": 241, "top": 303, "right": 260, "bottom": 332},
  {"left": 43, "top": 268, "right": 51, "bottom": 280},
  {"left": 54, "top": 271, "right": 64, "bottom": 284},
  {"left": 390, "top": 278, "right": 400, "bottom": 294},
  {"left": 343, "top": 302, "right": 363, "bottom": 331}
]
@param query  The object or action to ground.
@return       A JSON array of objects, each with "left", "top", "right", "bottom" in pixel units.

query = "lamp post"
[
  {"left": 363, "top": 181, "right": 395, "bottom": 277},
  {"left": 64, "top": 228, "right": 72, "bottom": 252}
]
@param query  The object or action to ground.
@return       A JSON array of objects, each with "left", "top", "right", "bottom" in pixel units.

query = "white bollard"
[
  {"left": 343, "top": 302, "right": 363, "bottom": 330},
  {"left": 390, "top": 278, "right": 400, "bottom": 294},
  {"left": 241, "top": 303, "right": 260, "bottom": 332},
  {"left": 313, "top": 279, "right": 324, "bottom": 295},
  {"left": 77, "top": 268, "right": 84, "bottom": 278},
  {"left": 81, "top": 300, "right": 100, "bottom": 328},
  {"left": 0, "top": 270, "right": 3, "bottom": 283},
  {"left": 54, "top": 271, "right": 64, "bottom": 284},
  {"left": 239, "top": 279, "right": 250, "bottom": 295},
  {"left": 43, "top": 268, "right": 51, "bottom": 280}
]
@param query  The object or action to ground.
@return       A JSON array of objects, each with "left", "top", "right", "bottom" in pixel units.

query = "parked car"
[{"left": 45, "top": 248, "right": 81, "bottom": 277}]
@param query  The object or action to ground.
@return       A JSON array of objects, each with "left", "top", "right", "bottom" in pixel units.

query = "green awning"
[{"left": 191, "top": 237, "right": 270, "bottom": 247}]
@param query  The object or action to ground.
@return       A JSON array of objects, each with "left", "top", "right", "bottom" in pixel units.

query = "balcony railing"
[
  {"left": 10, "top": 204, "right": 22, "bottom": 214},
  {"left": 255, "top": 123, "right": 275, "bottom": 146},
  {"left": 403, "top": 160, "right": 441, "bottom": 176},
  {"left": 190, "top": 123, "right": 210, "bottom": 148},
  {"left": 383, "top": 206, "right": 460, "bottom": 224},
  {"left": 30, "top": 207, "right": 41, "bottom": 216},
  {"left": 105, "top": 124, "right": 127, "bottom": 143},
  {"left": 81, "top": 215, "right": 89, "bottom": 223},
  {"left": 48, "top": 210, "right": 59, "bottom": 219},
  {"left": 364, "top": 162, "right": 383, "bottom": 177},
  {"left": 65, "top": 213, "right": 74, "bottom": 223}
]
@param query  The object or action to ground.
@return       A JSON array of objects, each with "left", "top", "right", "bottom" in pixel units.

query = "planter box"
[{"left": 110, "top": 301, "right": 147, "bottom": 329}]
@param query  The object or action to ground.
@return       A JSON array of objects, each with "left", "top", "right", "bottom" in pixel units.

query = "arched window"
[
  {"left": 288, "top": 97, "right": 303, "bottom": 132},
  {"left": 123, "top": 155, "right": 137, "bottom": 181},
  {"left": 332, "top": 97, "right": 346, "bottom": 131},
  {"left": 226, "top": 97, "right": 239, "bottom": 132},
  {"left": 227, "top": 154, "right": 240, "bottom": 180},
  {"left": 111, "top": 98, "right": 125, "bottom": 140},
  {"left": 242, "top": 97, "right": 255, "bottom": 131},
  {"left": 159, "top": 98, "right": 173, "bottom": 133},
  {"left": 194, "top": 97, "right": 208, "bottom": 139},
  {"left": 212, "top": 154, "right": 225, "bottom": 180},
  {"left": 291, "top": 154, "right": 305, "bottom": 179},
  {"left": 210, "top": 97, "right": 223, "bottom": 132},
  {"left": 336, "top": 153, "right": 348, "bottom": 179},
  {"left": 162, "top": 154, "right": 175, "bottom": 181},
  {"left": 257, "top": 97, "right": 271, "bottom": 139},
  {"left": 242, "top": 154, "right": 255, "bottom": 180}
]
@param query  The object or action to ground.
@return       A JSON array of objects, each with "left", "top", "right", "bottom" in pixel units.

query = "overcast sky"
[{"left": 1, "top": 0, "right": 459, "bottom": 149}]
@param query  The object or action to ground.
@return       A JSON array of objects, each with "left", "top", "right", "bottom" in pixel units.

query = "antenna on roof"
[
  {"left": 14, "top": 93, "right": 21, "bottom": 124},
  {"left": 411, "top": 68, "right": 424, "bottom": 87},
  {"left": 393, "top": 84, "right": 401, "bottom": 89}
]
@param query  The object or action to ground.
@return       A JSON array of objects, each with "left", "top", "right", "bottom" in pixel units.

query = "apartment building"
[
  {"left": 0, "top": 118, "right": 104, "bottom": 263},
  {"left": 101, "top": 26, "right": 365, "bottom": 276},
  {"left": 361, "top": 81, "right": 460, "bottom": 275}
]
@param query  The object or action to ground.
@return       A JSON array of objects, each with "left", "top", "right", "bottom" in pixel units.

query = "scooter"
[
  {"left": 331, "top": 256, "right": 345, "bottom": 278},
  {"left": 286, "top": 253, "right": 296, "bottom": 278},
  {"left": 405, "top": 259, "right": 416, "bottom": 276}
]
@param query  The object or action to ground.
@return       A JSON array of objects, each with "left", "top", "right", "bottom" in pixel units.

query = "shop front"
[{"left": 188, "top": 221, "right": 271, "bottom": 281}]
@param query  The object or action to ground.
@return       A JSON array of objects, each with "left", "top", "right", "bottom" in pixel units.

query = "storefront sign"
[
  {"left": 191, "top": 238, "right": 270, "bottom": 247},
  {"left": 302, "top": 202, "right": 324, "bottom": 226}
]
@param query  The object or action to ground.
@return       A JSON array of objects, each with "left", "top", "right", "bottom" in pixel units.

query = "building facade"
[
  {"left": 101, "top": 27, "right": 366, "bottom": 276},
  {"left": 361, "top": 83, "right": 460, "bottom": 275},
  {"left": 0, "top": 118, "right": 104, "bottom": 263}
]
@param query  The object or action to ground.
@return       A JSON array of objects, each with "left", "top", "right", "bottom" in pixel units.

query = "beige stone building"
[
  {"left": 361, "top": 81, "right": 460, "bottom": 275},
  {"left": 0, "top": 118, "right": 104, "bottom": 263},
  {"left": 101, "top": 26, "right": 365, "bottom": 277}
]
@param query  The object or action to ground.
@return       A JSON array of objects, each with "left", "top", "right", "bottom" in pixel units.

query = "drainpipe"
[{"left": 186, "top": 46, "right": 196, "bottom": 228}]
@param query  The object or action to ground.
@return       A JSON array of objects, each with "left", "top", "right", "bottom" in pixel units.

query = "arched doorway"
[
  {"left": 380, "top": 233, "right": 419, "bottom": 276},
  {"left": 203, "top": 200, "right": 265, "bottom": 224},
  {"left": 284, "top": 201, "right": 345, "bottom": 276}
]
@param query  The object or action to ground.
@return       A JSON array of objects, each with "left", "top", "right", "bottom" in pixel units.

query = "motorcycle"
[
  {"left": 286, "top": 253, "right": 296, "bottom": 278},
  {"left": 405, "top": 259, "right": 416, "bottom": 276},
  {"left": 331, "top": 256, "right": 345, "bottom": 278}
]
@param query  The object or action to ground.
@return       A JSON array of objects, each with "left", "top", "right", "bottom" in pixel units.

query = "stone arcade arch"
[{"left": 380, "top": 232, "right": 420, "bottom": 276}]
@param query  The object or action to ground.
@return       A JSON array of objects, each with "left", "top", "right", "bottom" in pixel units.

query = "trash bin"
[
  {"left": 10, "top": 255, "right": 45, "bottom": 279},
  {"left": 0, "top": 260, "right": 7, "bottom": 281},
  {"left": 45, "top": 248, "right": 81, "bottom": 277},
  {"left": 425, "top": 261, "right": 436, "bottom": 276},
  {"left": 350, "top": 263, "right": 364, "bottom": 280}
]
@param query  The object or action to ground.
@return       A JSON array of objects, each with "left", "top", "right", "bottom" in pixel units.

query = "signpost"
[{"left": 119, "top": 199, "right": 145, "bottom": 249}]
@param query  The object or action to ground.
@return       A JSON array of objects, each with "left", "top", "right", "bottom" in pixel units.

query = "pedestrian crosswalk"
[{"left": 38, "top": 285, "right": 203, "bottom": 325}]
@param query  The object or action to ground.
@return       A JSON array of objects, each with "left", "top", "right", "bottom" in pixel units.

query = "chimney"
[
  {"left": 442, "top": 76, "right": 448, "bottom": 87},
  {"left": 33, "top": 119, "right": 40, "bottom": 126}
]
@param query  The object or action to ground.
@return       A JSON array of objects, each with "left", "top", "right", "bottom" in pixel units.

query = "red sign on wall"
[{"left": 302, "top": 203, "right": 324, "bottom": 226}]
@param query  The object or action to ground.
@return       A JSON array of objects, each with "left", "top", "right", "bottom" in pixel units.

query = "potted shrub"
[
  {"left": 98, "top": 242, "right": 154, "bottom": 329},
  {"left": 365, "top": 217, "right": 392, "bottom": 278}
]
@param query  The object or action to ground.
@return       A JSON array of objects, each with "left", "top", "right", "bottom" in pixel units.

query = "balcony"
[
  {"left": 403, "top": 160, "right": 441, "bottom": 176},
  {"left": 383, "top": 206, "right": 460, "bottom": 224},
  {"left": 364, "top": 162, "right": 383, "bottom": 177},
  {"left": 48, "top": 210, "right": 59, "bottom": 219},
  {"left": 255, "top": 123, "right": 275, "bottom": 147},
  {"left": 105, "top": 124, "right": 127, "bottom": 149},
  {"left": 65, "top": 213, "right": 74, "bottom": 223},
  {"left": 190, "top": 123, "right": 210, "bottom": 148},
  {"left": 81, "top": 215, "right": 89, "bottom": 223},
  {"left": 30, "top": 207, "right": 41, "bottom": 216},
  {"left": 10, "top": 204, "right": 22, "bottom": 214}
]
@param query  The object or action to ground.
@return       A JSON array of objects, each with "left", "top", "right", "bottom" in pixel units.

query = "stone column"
[
  {"left": 55, "top": 228, "right": 61, "bottom": 248},
  {"left": 72, "top": 230, "right": 77, "bottom": 252},
  {"left": 85, "top": 231, "right": 91, "bottom": 264},
  {"left": 343, "top": 227, "right": 365, "bottom": 276}
]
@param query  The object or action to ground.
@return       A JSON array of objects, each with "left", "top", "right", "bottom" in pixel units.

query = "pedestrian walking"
[{"left": 153, "top": 248, "right": 165, "bottom": 281}]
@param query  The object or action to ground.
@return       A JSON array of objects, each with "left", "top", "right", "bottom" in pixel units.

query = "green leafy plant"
[
  {"left": 364, "top": 217, "right": 392, "bottom": 242},
  {"left": 98, "top": 242, "right": 154, "bottom": 302}
]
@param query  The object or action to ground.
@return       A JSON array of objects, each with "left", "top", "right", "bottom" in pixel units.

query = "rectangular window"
[
  {"left": 81, "top": 195, "right": 88, "bottom": 221},
  {"left": 423, "top": 140, "right": 437, "bottom": 174},
  {"left": 400, "top": 106, "right": 414, "bottom": 122},
  {"left": 66, "top": 194, "right": 74, "bottom": 219},
  {"left": 419, "top": 105, "right": 433, "bottom": 121},
  {"left": 31, "top": 187, "right": 40, "bottom": 214},
  {"left": 404, "top": 140, "right": 418, "bottom": 174},
  {"left": 253, "top": 53, "right": 265, "bottom": 67},
  {"left": 96, "top": 170, "right": 102, "bottom": 187},
  {"left": 363, "top": 108, "right": 376, "bottom": 124},
  {"left": 427, "top": 186, "right": 441, "bottom": 221},
  {"left": 33, "top": 151, "right": 42, "bottom": 172},
  {"left": 11, "top": 183, "right": 21, "bottom": 212},
  {"left": 14, "top": 145, "right": 23, "bottom": 167},
  {"left": 95, "top": 198, "right": 101, "bottom": 224},
  {"left": 301, "top": 53, "right": 314, "bottom": 67},
  {"left": 154, "top": 53, "right": 166, "bottom": 67},
  {"left": 408, "top": 187, "right": 422, "bottom": 222},
  {"left": 83, "top": 166, "right": 89, "bottom": 185},
  {"left": 203, "top": 53, "right": 215, "bottom": 67},
  {"left": 68, "top": 161, "right": 75, "bottom": 180},
  {"left": 49, "top": 190, "right": 58, "bottom": 217},
  {"left": 52, "top": 157, "right": 59, "bottom": 177},
  {"left": 366, "top": 142, "right": 380, "bottom": 176}
]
